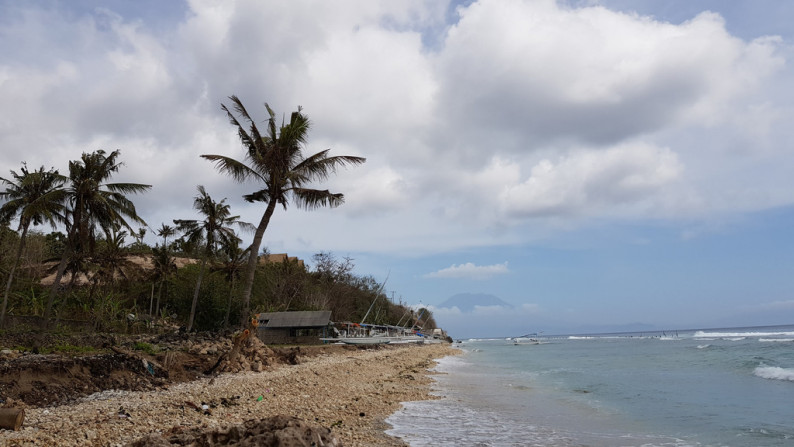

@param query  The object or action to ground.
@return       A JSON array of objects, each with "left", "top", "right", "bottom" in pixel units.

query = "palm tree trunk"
[
  {"left": 239, "top": 200, "right": 277, "bottom": 327},
  {"left": 224, "top": 276, "right": 236, "bottom": 328},
  {"left": 44, "top": 244, "right": 71, "bottom": 323},
  {"left": 149, "top": 282, "right": 155, "bottom": 316},
  {"left": 187, "top": 257, "right": 207, "bottom": 332},
  {"left": 0, "top": 225, "right": 29, "bottom": 327},
  {"left": 155, "top": 278, "right": 164, "bottom": 318}
]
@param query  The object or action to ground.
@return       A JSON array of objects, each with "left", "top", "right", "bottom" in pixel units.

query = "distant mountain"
[{"left": 436, "top": 293, "right": 514, "bottom": 313}]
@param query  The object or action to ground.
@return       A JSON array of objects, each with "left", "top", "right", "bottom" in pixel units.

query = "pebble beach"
[{"left": 0, "top": 343, "right": 457, "bottom": 446}]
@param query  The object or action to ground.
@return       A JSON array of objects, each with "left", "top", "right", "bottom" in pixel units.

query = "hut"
[{"left": 256, "top": 311, "right": 332, "bottom": 345}]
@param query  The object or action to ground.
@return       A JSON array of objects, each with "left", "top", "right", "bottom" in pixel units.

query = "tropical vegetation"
[{"left": 0, "top": 98, "right": 437, "bottom": 335}]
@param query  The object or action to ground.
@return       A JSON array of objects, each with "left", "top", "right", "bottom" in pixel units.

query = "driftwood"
[
  {"left": 205, "top": 318, "right": 259, "bottom": 375},
  {"left": 0, "top": 408, "right": 24, "bottom": 431}
]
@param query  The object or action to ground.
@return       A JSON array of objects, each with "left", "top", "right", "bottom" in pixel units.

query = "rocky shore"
[{"left": 0, "top": 343, "right": 457, "bottom": 446}]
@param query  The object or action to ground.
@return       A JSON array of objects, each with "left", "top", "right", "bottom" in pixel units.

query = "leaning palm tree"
[
  {"left": 202, "top": 96, "right": 365, "bottom": 326},
  {"left": 45, "top": 150, "right": 151, "bottom": 322},
  {"left": 0, "top": 164, "right": 67, "bottom": 327},
  {"left": 174, "top": 185, "right": 252, "bottom": 331}
]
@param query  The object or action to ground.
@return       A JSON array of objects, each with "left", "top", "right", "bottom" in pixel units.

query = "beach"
[{"left": 0, "top": 343, "right": 457, "bottom": 446}]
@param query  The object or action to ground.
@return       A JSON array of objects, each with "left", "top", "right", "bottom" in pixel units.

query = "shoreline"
[{"left": 0, "top": 343, "right": 457, "bottom": 446}]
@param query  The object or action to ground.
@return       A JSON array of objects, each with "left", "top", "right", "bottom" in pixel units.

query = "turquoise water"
[{"left": 386, "top": 325, "right": 794, "bottom": 446}]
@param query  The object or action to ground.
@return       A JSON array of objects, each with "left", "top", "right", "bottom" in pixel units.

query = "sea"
[{"left": 386, "top": 324, "right": 794, "bottom": 447}]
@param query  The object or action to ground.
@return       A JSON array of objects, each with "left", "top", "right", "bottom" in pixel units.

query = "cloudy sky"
[{"left": 2, "top": 0, "right": 793, "bottom": 337}]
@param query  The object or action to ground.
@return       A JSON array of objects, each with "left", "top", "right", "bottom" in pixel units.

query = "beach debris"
[
  {"left": 110, "top": 346, "right": 168, "bottom": 378},
  {"left": 183, "top": 401, "right": 211, "bottom": 415},
  {"left": 128, "top": 415, "right": 343, "bottom": 446},
  {"left": 143, "top": 359, "right": 155, "bottom": 376},
  {"left": 0, "top": 408, "right": 25, "bottom": 431},
  {"left": 219, "top": 396, "right": 241, "bottom": 407},
  {"left": 117, "top": 407, "right": 131, "bottom": 419}
]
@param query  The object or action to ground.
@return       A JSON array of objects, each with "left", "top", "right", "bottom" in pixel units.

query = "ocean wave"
[
  {"left": 759, "top": 338, "right": 794, "bottom": 343},
  {"left": 694, "top": 330, "right": 794, "bottom": 338},
  {"left": 696, "top": 344, "right": 710, "bottom": 349},
  {"left": 754, "top": 366, "right": 794, "bottom": 382},
  {"left": 568, "top": 336, "right": 596, "bottom": 340}
]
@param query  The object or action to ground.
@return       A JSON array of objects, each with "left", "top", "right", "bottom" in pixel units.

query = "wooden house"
[{"left": 256, "top": 311, "right": 332, "bottom": 345}]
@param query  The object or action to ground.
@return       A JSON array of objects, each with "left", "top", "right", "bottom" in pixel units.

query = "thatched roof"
[{"left": 257, "top": 311, "right": 331, "bottom": 328}]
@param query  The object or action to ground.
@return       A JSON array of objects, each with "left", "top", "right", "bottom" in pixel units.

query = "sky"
[{"left": 1, "top": 0, "right": 793, "bottom": 338}]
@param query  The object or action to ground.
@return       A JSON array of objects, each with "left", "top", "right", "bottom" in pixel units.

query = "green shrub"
[{"left": 132, "top": 341, "right": 157, "bottom": 355}]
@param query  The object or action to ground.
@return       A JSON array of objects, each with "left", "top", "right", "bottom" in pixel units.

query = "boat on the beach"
[
  {"left": 321, "top": 322, "right": 427, "bottom": 345},
  {"left": 338, "top": 337, "right": 391, "bottom": 345}
]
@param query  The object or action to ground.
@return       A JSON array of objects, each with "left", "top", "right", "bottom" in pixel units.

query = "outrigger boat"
[
  {"left": 510, "top": 332, "right": 543, "bottom": 345},
  {"left": 320, "top": 321, "right": 425, "bottom": 345},
  {"left": 320, "top": 274, "right": 440, "bottom": 345}
]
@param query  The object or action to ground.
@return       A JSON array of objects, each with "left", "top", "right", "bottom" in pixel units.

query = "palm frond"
[
  {"left": 293, "top": 153, "right": 367, "bottom": 183},
  {"left": 242, "top": 188, "right": 270, "bottom": 204},
  {"left": 104, "top": 182, "right": 152, "bottom": 195},
  {"left": 292, "top": 188, "right": 345, "bottom": 210},
  {"left": 201, "top": 154, "right": 262, "bottom": 183}
]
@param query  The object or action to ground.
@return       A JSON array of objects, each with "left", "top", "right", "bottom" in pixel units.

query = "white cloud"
[
  {"left": 0, "top": 0, "right": 790, "bottom": 257},
  {"left": 424, "top": 262, "right": 510, "bottom": 280},
  {"left": 436, "top": 1, "right": 784, "bottom": 150},
  {"left": 499, "top": 141, "right": 684, "bottom": 218}
]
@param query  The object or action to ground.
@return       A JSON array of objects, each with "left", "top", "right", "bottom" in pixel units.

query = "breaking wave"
[
  {"left": 754, "top": 366, "right": 794, "bottom": 382},
  {"left": 694, "top": 330, "right": 794, "bottom": 338}
]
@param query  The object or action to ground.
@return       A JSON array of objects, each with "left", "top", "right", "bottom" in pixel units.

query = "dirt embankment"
[
  {"left": 0, "top": 331, "right": 457, "bottom": 446},
  {"left": 0, "top": 331, "right": 350, "bottom": 408}
]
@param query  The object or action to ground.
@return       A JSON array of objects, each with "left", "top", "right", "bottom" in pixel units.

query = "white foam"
[
  {"left": 759, "top": 338, "right": 794, "bottom": 343},
  {"left": 696, "top": 344, "right": 710, "bottom": 349},
  {"left": 754, "top": 366, "right": 794, "bottom": 382},
  {"left": 694, "top": 330, "right": 794, "bottom": 338}
]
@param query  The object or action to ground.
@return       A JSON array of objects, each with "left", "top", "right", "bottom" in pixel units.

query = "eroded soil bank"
[{"left": 0, "top": 331, "right": 456, "bottom": 446}]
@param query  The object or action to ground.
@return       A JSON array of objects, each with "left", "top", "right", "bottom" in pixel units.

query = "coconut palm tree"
[
  {"left": 212, "top": 238, "right": 251, "bottom": 328},
  {"left": 202, "top": 96, "right": 365, "bottom": 326},
  {"left": 151, "top": 223, "right": 176, "bottom": 317},
  {"left": 90, "top": 227, "right": 134, "bottom": 298},
  {"left": 0, "top": 164, "right": 67, "bottom": 327},
  {"left": 156, "top": 223, "right": 176, "bottom": 248},
  {"left": 45, "top": 150, "right": 151, "bottom": 322},
  {"left": 151, "top": 243, "right": 176, "bottom": 318},
  {"left": 0, "top": 213, "right": 13, "bottom": 264},
  {"left": 174, "top": 185, "right": 252, "bottom": 331}
]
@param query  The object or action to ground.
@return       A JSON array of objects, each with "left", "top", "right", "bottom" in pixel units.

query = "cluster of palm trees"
[
  {"left": 0, "top": 150, "right": 150, "bottom": 327},
  {"left": 0, "top": 96, "right": 366, "bottom": 330}
]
